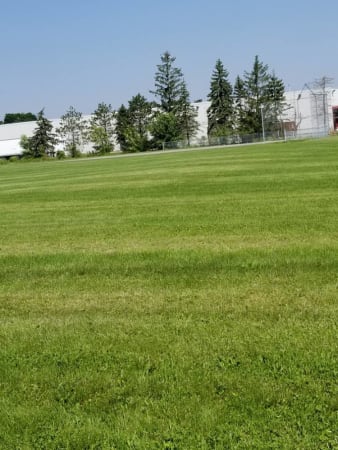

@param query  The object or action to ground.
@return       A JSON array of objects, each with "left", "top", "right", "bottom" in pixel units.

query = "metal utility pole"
[{"left": 260, "top": 105, "right": 265, "bottom": 141}]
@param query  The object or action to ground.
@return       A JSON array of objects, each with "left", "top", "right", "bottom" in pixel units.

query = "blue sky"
[{"left": 0, "top": 0, "right": 336, "bottom": 118}]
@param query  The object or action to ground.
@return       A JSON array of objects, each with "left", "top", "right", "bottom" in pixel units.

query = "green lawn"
[{"left": 0, "top": 139, "right": 337, "bottom": 449}]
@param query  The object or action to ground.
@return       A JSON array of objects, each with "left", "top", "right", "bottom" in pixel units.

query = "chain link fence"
[{"left": 161, "top": 128, "right": 332, "bottom": 151}]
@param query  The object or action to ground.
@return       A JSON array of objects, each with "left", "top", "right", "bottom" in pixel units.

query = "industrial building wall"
[
  {"left": 283, "top": 88, "right": 338, "bottom": 137},
  {"left": 0, "top": 117, "right": 86, "bottom": 158}
]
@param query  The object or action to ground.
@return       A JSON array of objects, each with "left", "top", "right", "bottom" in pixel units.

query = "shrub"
[{"left": 56, "top": 150, "right": 66, "bottom": 160}]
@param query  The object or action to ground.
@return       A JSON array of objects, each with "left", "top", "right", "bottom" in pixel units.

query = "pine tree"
[
  {"left": 150, "top": 51, "right": 185, "bottom": 114},
  {"left": 177, "top": 81, "right": 199, "bottom": 145},
  {"left": 90, "top": 102, "right": 115, "bottom": 134},
  {"left": 207, "top": 59, "right": 233, "bottom": 136},
  {"left": 125, "top": 94, "right": 153, "bottom": 152},
  {"left": 115, "top": 95, "right": 153, "bottom": 152},
  {"left": 128, "top": 94, "right": 153, "bottom": 137},
  {"left": 241, "top": 55, "right": 271, "bottom": 134},
  {"left": 265, "top": 73, "right": 285, "bottom": 135},
  {"left": 233, "top": 76, "right": 247, "bottom": 133},
  {"left": 57, "top": 106, "right": 87, "bottom": 157},
  {"left": 115, "top": 104, "right": 130, "bottom": 152},
  {"left": 22, "top": 110, "right": 56, "bottom": 158},
  {"left": 151, "top": 51, "right": 197, "bottom": 146},
  {"left": 89, "top": 102, "right": 115, "bottom": 154},
  {"left": 90, "top": 126, "right": 113, "bottom": 155}
]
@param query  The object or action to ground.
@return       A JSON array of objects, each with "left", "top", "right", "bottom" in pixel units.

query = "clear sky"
[{"left": 1, "top": 0, "right": 336, "bottom": 119}]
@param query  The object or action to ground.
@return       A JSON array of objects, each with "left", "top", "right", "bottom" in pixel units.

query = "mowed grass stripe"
[{"left": 0, "top": 138, "right": 337, "bottom": 448}]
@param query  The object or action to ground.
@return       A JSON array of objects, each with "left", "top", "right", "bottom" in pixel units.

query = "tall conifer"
[
  {"left": 25, "top": 110, "right": 56, "bottom": 158},
  {"left": 207, "top": 59, "right": 233, "bottom": 136},
  {"left": 151, "top": 51, "right": 185, "bottom": 114}
]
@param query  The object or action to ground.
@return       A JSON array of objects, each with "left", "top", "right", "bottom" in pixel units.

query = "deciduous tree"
[
  {"left": 150, "top": 112, "right": 182, "bottom": 149},
  {"left": 4, "top": 112, "right": 37, "bottom": 124}
]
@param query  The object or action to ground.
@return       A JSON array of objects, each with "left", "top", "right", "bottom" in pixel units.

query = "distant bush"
[
  {"left": 0, "top": 158, "right": 9, "bottom": 165},
  {"left": 9, "top": 156, "right": 19, "bottom": 162},
  {"left": 56, "top": 150, "right": 66, "bottom": 160}
]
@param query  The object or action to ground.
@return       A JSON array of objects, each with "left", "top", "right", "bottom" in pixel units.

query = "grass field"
[{"left": 0, "top": 139, "right": 337, "bottom": 449}]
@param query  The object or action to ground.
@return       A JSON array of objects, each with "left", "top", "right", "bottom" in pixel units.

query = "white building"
[
  {"left": 1, "top": 89, "right": 337, "bottom": 158},
  {"left": 282, "top": 87, "right": 338, "bottom": 138},
  {"left": 0, "top": 116, "right": 90, "bottom": 158}
]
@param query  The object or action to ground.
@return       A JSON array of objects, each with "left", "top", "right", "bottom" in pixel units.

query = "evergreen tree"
[
  {"left": 89, "top": 102, "right": 115, "bottom": 154},
  {"left": 57, "top": 106, "right": 87, "bottom": 157},
  {"left": 90, "top": 102, "right": 115, "bottom": 134},
  {"left": 90, "top": 126, "right": 113, "bottom": 155},
  {"left": 115, "top": 95, "right": 153, "bottom": 152},
  {"left": 115, "top": 104, "right": 129, "bottom": 152},
  {"left": 207, "top": 59, "right": 233, "bottom": 136},
  {"left": 241, "top": 56, "right": 284, "bottom": 133},
  {"left": 125, "top": 94, "right": 153, "bottom": 152},
  {"left": 177, "top": 81, "right": 199, "bottom": 145},
  {"left": 265, "top": 73, "right": 285, "bottom": 135},
  {"left": 150, "top": 51, "right": 185, "bottom": 114},
  {"left": 128, "top": 94, "right": 153, "bottom": 137},
  {"left": 241, "top": 55, "right": 271, "bottom": 134},
  {"left": 151, "top": 51, "right": 197, "bottom": 146},
  {"left": 233, "top": 76, "right": 247, "bottom": 133},
  {"left": 233, "top": 57, "right": 285, "bottom": 136},
  {"left": 21, "top": 110, "right": 56, "bottom": 158}
]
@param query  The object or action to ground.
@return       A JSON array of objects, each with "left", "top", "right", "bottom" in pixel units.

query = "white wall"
[
  {"left": 0, "top": 117, "right": 90, "bottom": 157},
  {"left": 193, "top": 101, "right": 209, "bottom": 139},
  {"left": 283, "top": 88, "right": 338, "bottom": 137}
]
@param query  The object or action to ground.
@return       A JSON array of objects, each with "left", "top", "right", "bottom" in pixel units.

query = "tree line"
[
  {"left": 18, "top": 52, "right": 285, "bottom": 158},
  {"left": 0, "top": 112, "right": 37, "bottom": 125}
]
